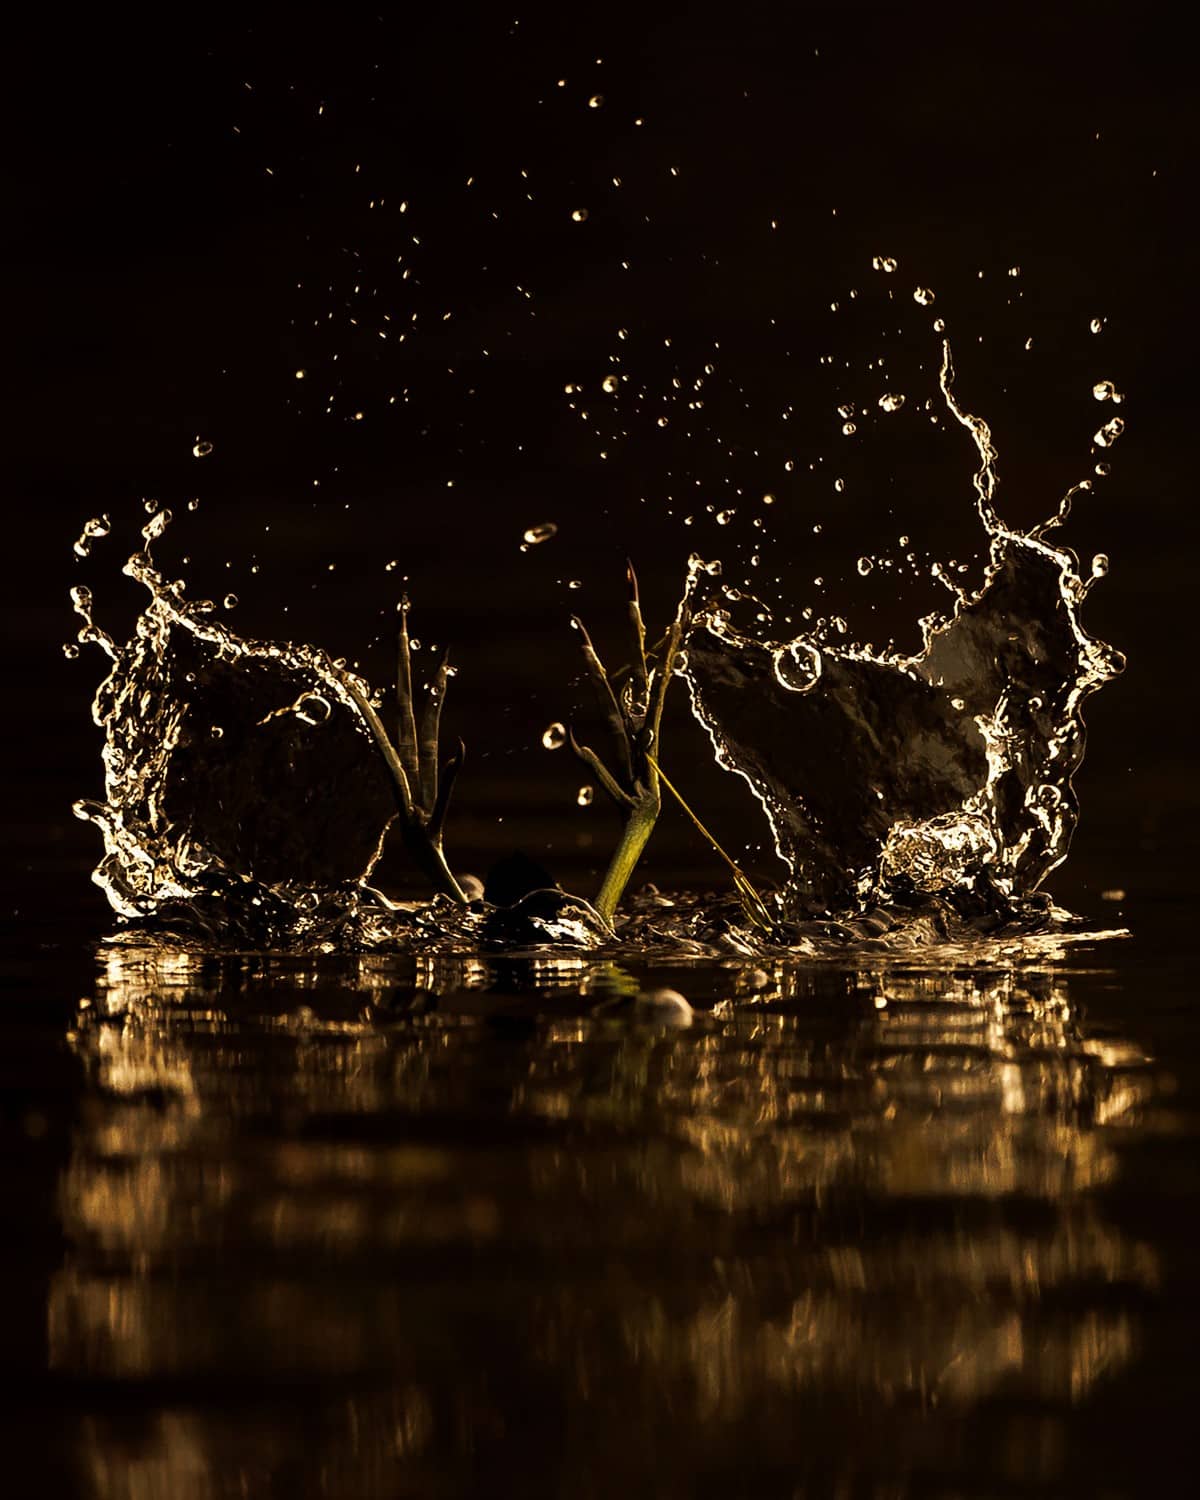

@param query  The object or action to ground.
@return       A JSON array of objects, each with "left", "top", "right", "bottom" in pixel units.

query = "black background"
[{"left": 3, "top": 0, "right": 1195, "bottom": 925}]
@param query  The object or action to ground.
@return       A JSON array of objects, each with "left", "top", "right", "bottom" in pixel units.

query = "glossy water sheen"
[{"left": 8, "top": 924, "right": 1197, "bottom": 1499}]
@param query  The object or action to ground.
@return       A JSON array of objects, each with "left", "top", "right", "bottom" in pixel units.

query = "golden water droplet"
[
  {"left": 588, "top": 94, "right": 604, "bottom": 108},
  {"left": 192, "top": 439, "right": 213, "bottom": 457},
  {"left": 878, "top": 392, "right": 905, "bottom": 412},
  {"left": 716, "top": 509, "right": 735, "bottom": 525},
  {"left": 1093, "top": 417, "right": 1125, "bottom": 448},
  {"left": 571, "top": 208, "right": 589, "bottom": 222},
  {"left": 857, "top": 556, "right": 873, "bottom": 575},
  {"left": 602, "top": 375, "right": 618, "bottom": 393},
  {"left": 523, "top": 522, "right": 558, "bottom": 545},
  {"left": 913, "top": 287, "right": 935, "bottom": 306},
  {"left": 871, "top": 254, "right": 897, "bottom": 272},
  {"left": 577, "top": 785, "right": 594, "bottom": 806},
  {"left": 542, "top": 722, "right": 566, "bottom": 750}
]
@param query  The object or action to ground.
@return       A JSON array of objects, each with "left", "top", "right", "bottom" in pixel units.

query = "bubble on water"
[
  {"left": 223, "top": 594, "right": 239, "bottom": 610},
  {"left": 716, "top": 509, "right": 736, "bottom": 525},
  {"left": 577, "top": 785, "right": 594, "bottom": 806},
  {"left": 295, "top": 693, "right": 331, "bottom": 725},
  {"left": 192, "top": 439, "right": 213, "bottom": 458},
  {"left": 571, "top": 208, "right": 589, "bottom": 222},
  {"left": 588, "top": 94, "right": 604, "bottom": 108},
  {"left": 1092, "top": 380, "right": 1124, "bottom": 404},
  {"left": 872, "top": 255, "right": 897, "bottom": 272},
  {"left": 913, "top": 287, "right": 935, "bottom": 306},
  {"left": 1090, "top": 318, "right": 1105, "bottom": 333},
  {"left": 878, "top": 393, "right": 905, "bottom": 412},
  {"left": 1091, "top": 553, "right": 1110, "bottom": 578},
  {"left": 842, "top": 422, "right": 856, "bottom": 436},
  {"left": 1093, "top": 417, "right": 1125, "bottom": 448},
  {"left": 857, "top": 556, "right": 873, "bottom": 576},
  {"left": 523, "top": 522, "right": 558, "bottom": 545},
  {"left": 73, "top": 514, "right": 112, "bottom": 559},
  {"left": 542, "top": 722, "right": 567, "bottom": 750},
  {"left": 602, "top": 375, "right": 618, "bottom": 393}
]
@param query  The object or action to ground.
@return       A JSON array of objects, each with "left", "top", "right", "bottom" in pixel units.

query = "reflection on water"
[{"left": 51, "top": 943, "right": 1157, "bottom": 1498}]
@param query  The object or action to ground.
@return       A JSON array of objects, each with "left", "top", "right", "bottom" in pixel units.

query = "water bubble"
[
  {"left": 1091, "top": 553, "right": 1110, "bottom": 578},
  {"left": 192, "top": 439, "right": 213, "bottom": 458},
  {"left": 857, "top": 556, "right": 873, "bottom": 576},
  {"left": 571, "top": 208, "right": 589, "bottom": 222},
  {"left": 841, "top": 422, "right": 856, "bottom": 436},
  {"left": 871, "top": 255, "right": 898, "bottom": 272},
  {"left": 72, "top": 514, "right": 111, "bottom": 559},
  {"left": 716, "top": 508, "right": 736, "bottom": 525},
  {"left": 295, "top": 693, "right": 331, "bottom": 725},
  {"left": 1092, "top": 379, "right": 1124, "bottom": 403},
  {"left": 577, "top": 785, "right": 594, "bottom": 806},
  {"left": 523, "top": 522, "right": 558, "bottom": 545},
  {"left": 913, "top": 287, "right": 935, "bottom": 306},
  {"left": 602, "top": 375, "right": 618, "bottom": 393},
  {"left": 223, "top": 593, "right": 239, "bottom": 609},
  {"left": 1090, "top": 318, "right": 1105, "bottom": 333},
  {"left": 542, "top": 722, "right": 567, "bottom": 750},
  {"left": 1093, "top": 417, "right": 1125, "bottom": 448},
  {"left": 588, "top": 94, "right": 604, "bottom": 108},
  {"left": 878, "top": 392, "right": 905, "bottom": 412}
]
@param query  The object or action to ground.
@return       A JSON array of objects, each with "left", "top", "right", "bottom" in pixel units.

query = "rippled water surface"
[{"left": 5, "top": 907, "right": 1197, "bottom": 1499}]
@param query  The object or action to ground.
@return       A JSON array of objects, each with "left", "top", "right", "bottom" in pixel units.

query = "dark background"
[{"left": 3, "top": 0, "right": 1195, "bottom": 928}]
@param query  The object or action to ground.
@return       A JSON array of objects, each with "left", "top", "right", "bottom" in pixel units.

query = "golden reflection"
[{"left": 51, "top": 942, "right": 1158, "bottom": 1496}]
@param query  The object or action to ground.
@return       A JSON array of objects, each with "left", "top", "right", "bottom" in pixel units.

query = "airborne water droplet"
[
  {"left": 588, "top": 94, "right": 604, "bottom": 108},
  {"left": 716, "top": 509, "right": 735, "bottom": 525},
  {"left": 571, "top": 208, "right": 589, "bottom": 222},
  {"left": 871, "top": 255, "right": 897, "bottom": 272},
  {"left": 542, "top": 722, "right": 566, "bottom": 750},
  {"left": 577, "top": 785, "right": 594, "bottom": 806},
  {"left": 192, "top": 439, "right": 213, "bottom": 458},
  {"left": 878, "top": 393, "right": 905, "bottom": 412},
  {"left": 1092, "top": 379, "right": 1124, "bottom": 403},
  {"left": 842, "top": 422, "right": 856, "bottom": 436},
  {"left": 223, "top": 594, "right": 239, "bottom": 609},
  {"left": 73, "top": 515, "right": 111, "bottom": 558},
  {"left": 1090, "top": 317, "right": 1105, "bottom": 333},
  {"left": 857, "top": 556, "right": 873, "bottom": 575},
  {"left": 523, "top": 522, "right": 558, "bottom": 545},
  {"left": 913, "top": 287, "right": 935, "bottom": 306},
  {"left": 1091, "top": 553, "right": 1110, "bottom": 578},
  {"left": 1093, "top": 417, "right": 1125, "bottom": 448},
  {"left": 602, "top": 375, "right": 618, "bottom": 393}
]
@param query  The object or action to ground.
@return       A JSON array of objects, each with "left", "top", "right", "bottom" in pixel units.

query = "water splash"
[{"left": 683, "top": 341, "right": 1124, "bottom": 915}]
